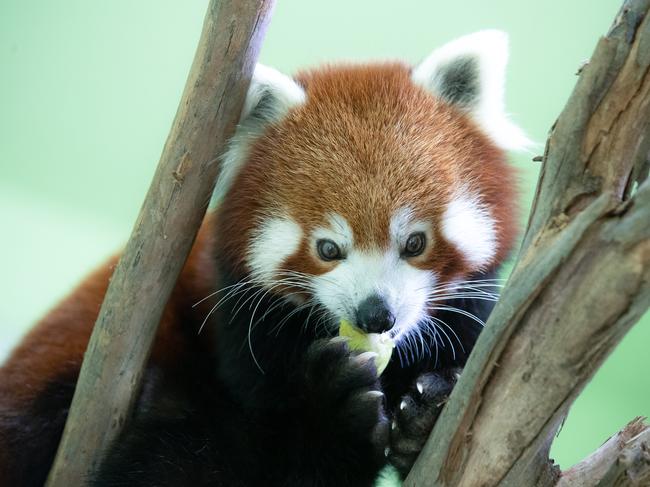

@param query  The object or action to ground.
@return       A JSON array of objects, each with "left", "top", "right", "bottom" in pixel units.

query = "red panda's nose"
[{"left": 356, "top": 295, "right": 395, "bottom": 333}]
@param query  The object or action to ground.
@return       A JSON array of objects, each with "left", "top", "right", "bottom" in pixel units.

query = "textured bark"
[
  {"left": 404, "top": 1, "right": 650, "bottom": 486},
  {"left": 558, "top": 418, "right": 650, "bottom": 487},
  {"left": 44, "top": 1, "right": 275, "bottom": 485}
]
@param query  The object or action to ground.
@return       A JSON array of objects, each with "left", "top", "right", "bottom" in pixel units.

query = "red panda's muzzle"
[{"left": 355, "top": 294, "right": 396, "bottom": 334}]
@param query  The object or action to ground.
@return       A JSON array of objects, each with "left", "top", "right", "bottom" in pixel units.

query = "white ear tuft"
[
  {"left": 239, "top": 64, "right": 306, "bottom": 124},
  {"left": 213, "top": 64, "right": 306, "bottom": 203},
  {"left": 412, "top": 30, "right": 532, "bottom": 152}
]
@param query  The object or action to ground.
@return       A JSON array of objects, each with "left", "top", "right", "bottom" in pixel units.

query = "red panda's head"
[{"left": 214, "top": 31, "right": 529, "bottom": 342}]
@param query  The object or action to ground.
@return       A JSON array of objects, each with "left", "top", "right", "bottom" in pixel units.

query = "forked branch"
[{"left": 404, "top": 1, "right": 650, "bottom": 486}]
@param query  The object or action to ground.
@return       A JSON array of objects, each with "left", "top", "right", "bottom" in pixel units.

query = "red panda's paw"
[
  {"left": 303, "top": 338, "right": 390, "bottom": 460},
  {"left": 387, "top": 368, "right": 462, "bottom": 478}
]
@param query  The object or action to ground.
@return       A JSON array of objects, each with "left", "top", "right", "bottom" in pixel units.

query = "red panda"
[{"left": 0, "top": 30, "right": 528, "bottom": 486}]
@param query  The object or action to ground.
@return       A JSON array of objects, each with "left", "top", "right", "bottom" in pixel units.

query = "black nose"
[{"left": 356, "top": 295, "right": 395, "bottom": 333}]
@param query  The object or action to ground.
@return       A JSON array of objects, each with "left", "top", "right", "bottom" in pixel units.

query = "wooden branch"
[
  {"left": 45, "top": 1, "right": 275, "bottom": 485},
  {"left": 558, "top": 418, "right": 650, "bottom": 487},
  {"left": 404, "top": 1, "right": 650, "bottom": 486}
]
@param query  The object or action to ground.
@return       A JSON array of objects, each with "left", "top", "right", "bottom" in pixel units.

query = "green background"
[{"left": 1, "top": 0, "right": 647, "bottom": 477}]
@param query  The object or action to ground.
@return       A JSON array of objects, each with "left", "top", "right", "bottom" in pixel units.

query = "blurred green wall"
[{"left": 1, "top": 0, "right": 647, "bottom": 474}]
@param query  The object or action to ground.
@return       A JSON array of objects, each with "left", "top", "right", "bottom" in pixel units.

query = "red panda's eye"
[
  {"left": 403, "top": 232, "right": 426, "bottom": 258},
  {"left": 316, "top": 239, "right": 343, "bottom": 261}
]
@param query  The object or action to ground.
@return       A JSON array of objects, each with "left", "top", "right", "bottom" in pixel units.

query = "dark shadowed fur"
[
  {"left": 91, "top": 265, "right": 495, "bottom": 486},
  {"left": 0, "top": 376, "right": 76, "bottom": 486},
  {"left": 0, "top": 255, "right": 495, "bottom": 487}
]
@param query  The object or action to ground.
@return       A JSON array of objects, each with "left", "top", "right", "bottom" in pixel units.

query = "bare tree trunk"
[
  {"left": 45, "top": 1, "right": 276, "bottom": 485},
  {"left": 404, "top": 0, "right": 650, "bottom": 486}
]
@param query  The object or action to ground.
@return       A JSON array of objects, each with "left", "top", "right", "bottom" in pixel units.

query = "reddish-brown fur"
[
  {"left": 217, "top": 63, "right": 517, "bottom": 283},
  {"left": 0, "top": 63, "right": 518, "bottom": 483},
  {"left": 0, "top": 215, "right": 218, "bottom": 468}
]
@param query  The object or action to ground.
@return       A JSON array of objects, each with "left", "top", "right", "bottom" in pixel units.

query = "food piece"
[{"left": 339, "top": 319, "right": 395, "bottom": 375}]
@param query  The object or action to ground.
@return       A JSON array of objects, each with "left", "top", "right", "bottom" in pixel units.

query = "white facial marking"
[
  {"left": 442, "top": 192, "right": 497, "bottom": 269},
  {"left": 247, "top": 216, "right": 302, "bottom": 284},
  {"left": 390, "top": 206, "right": 433, "bottom": 250},
  {"left": 411, "top": 30, "right": 532, "bottom": 151},
  {"left": 389, "top": 207, "right": 414, "bottom": 244},
  {"left": 312, "top": 213, "right": 354, "bottom": 254},
  {"left": 311, "top": 210, "right": 436, "bottom": 338}
]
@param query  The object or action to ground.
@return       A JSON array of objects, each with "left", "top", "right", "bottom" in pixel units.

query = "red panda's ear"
[
  {"left": 411, "top": 30, "right": 531, "bottom": 152},
  {"left": 239, "top": 64, "right": 306, "bottom": 125},
  {"left": 213, "top": 64, "right": 306, "bottom": 203}
]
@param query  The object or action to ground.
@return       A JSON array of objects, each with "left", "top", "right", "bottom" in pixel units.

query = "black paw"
[
  {"left": 303, "top": 338, "right": 389, "bottom": 458},
  {"left": 387, "top": 368, "right": 461, "bottom": 477}
]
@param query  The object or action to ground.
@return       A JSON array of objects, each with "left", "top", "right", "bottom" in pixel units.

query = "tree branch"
[
  {"left": 557, "top": 417, "right": 650, "bottom": 487},
  {"left": 404, "top": 1, "right": 650, "bottom": 486},
  {"left": 45, "top": 1, "right": 275, "bottom": 485}
]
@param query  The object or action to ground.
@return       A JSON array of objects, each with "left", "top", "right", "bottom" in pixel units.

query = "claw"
[
  {"left": 366, "top": 390, "right": 384, "bottom": 399},
  {"left": 399, "top": 400, "right": 407, "bottom": 411},
  {"left": 354, "top": 351, "right": 378, "bottom": 366},
  {"left": 416, "top": 381, "right": 424, "bottom": 394},
  {"left": 391, "top": 419, "right": 397, "bottom": 430},
  {"left": 384, "top": 447, "right": 391, "bottom": 457}
]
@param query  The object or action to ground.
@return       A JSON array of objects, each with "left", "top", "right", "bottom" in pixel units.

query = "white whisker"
[{"left": 428, "top": 304, "right": 487, "bottom": 328}]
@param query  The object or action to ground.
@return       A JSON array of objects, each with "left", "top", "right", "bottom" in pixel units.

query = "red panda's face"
[{"left": 215, "top": 31, "right": 528, "bottom": 343}]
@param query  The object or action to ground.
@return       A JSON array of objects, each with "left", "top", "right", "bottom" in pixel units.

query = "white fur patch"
[
  {"left": 389, "top": 207, "right": 415, "bottom": 244},
  {"left": 389, "top": 207, "right": 432, "bottom": 250},
  {"left": 310, "top": 210, "right": 435, "bottom": 338},
  {"left": 411, "top": 30, "right": 531, "bottom": 151},
  {"left": 213, "top": 64, "right": 306, "bottom": 203},
  {"left": 247, "top": 216, "right": 303, "bottom": 284},
  {"left": 312, "top": 213, "right": 354, "bottom": 253},
  {"left": 442, "top": 192, "right": 497, "bottom": 268},
  {"left": 312, "top": 250, "right": 435, "bottom": 336},
  {"left": 240, "top": 64, "right": 307, "bottom": 123}
]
